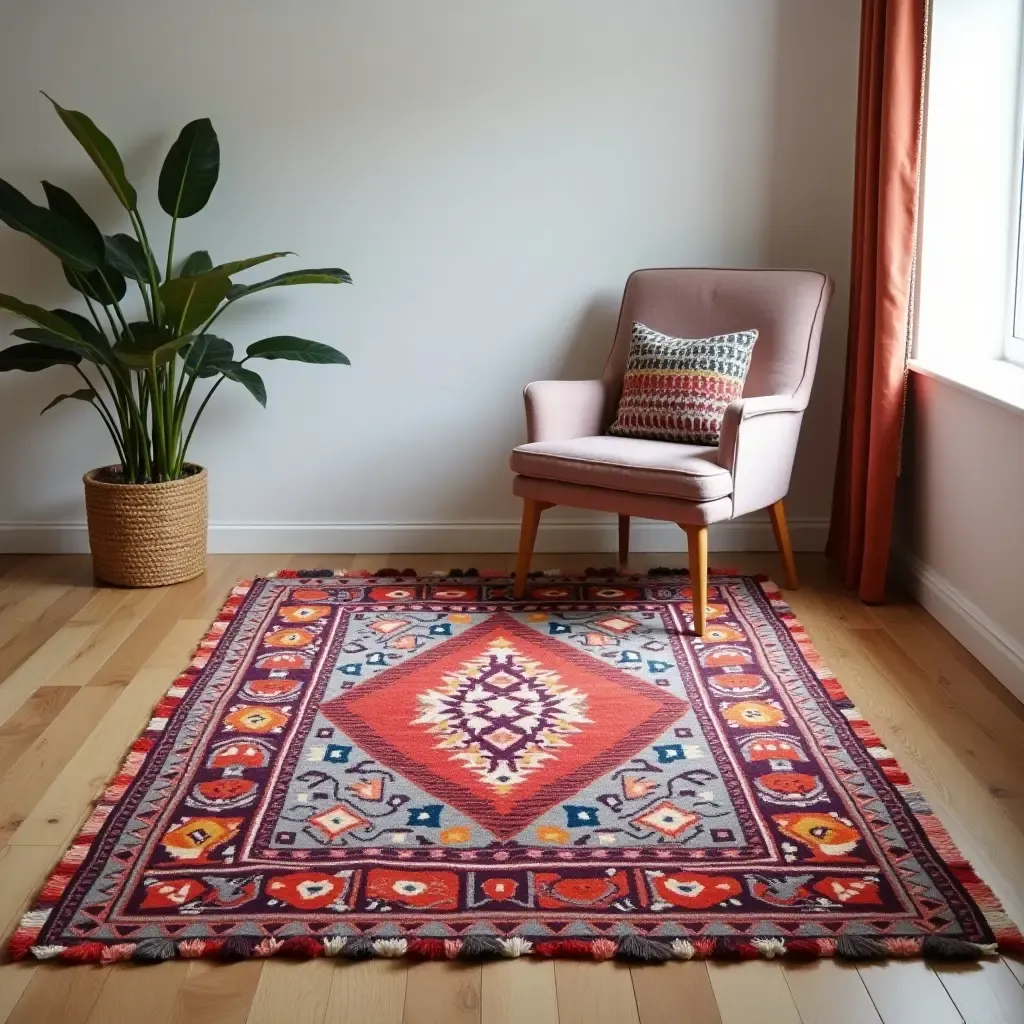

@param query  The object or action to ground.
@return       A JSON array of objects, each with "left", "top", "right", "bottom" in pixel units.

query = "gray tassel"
[
  {"left": 343, "top": 937, "right": 377, "bottom": 959},
  {"left": 922, "top": 936, "right": 985, "bottom": 960},
  {"left": 219, "top": 937, "right": 254, "bottom": 960},
  {"left": 836, "top": 935, "right": 888, "bottom": 960},
  {"left": 133, "top": 938, "right": 177, "bottom": 963},
  {"left": 615, "top": 935, "right": 672, "bottom": 963},
  {"left": 460, "top": 936, "right": 505, "bottom": 960}
]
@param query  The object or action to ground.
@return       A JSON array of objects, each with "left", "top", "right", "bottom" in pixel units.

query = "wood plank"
[
  {"left": 9, "top": 620, "right": 208, "bottom": 848},
  {"left": 782, "top": 962, "right": 882, "bottom": 1023},
  {"left": 403, "top": 963, "right": 482, "bottom": 1024},
  {"left": 480, "top": 959, "right": 557, "bottom": 1024},
  {"left": 0, "top": 585, "right": 100, "bottom": 682},
  {"left": 246, "top": 959, "right": 333, "bottom": 1024},
  {"left": 936, "top": 960, "right": 1024, "bottom": 1024},
  {"left": 1004, "top": 956, "right": 1024, "bottom": 987},
  {"left": 851, "top": 626, "right": 1024, "bottom": 814},
  {"left": 707, "top": 962, "right": 801, "bottom": 1024},
  {"left": 0, "top": 687, "right": 76, "bottom": 779},
  {"left": 6, "top": 964, "right": 108, "bottom": 1024},
  {"left": 84, "top": 962, "right": 190, "bottom": 1024},
  {"left": 0, "top": 623, "right": 97, "bottom": 729},
  {"left": 872, "top": 602, "right": 1024, "bottom": 753},
  {"left": 857, "top": 961, "right": 964, "bottom": 1024},
  {"left": 44, "top": 589, "right": 165, "bottom": 688},
  {"left": 324, "top": 959, "right": 407, "bottom": 1024},
  {"left": 0, "top": 845, "right": 61, "bottom": 1024},
  {"left": 0, "top": 845, "right": 59, "bottom": 937},
  {"left": 167, "top": 960, "right": 264, "bottom": 1024},
  {"left": 82, "top": 568, "right": 220, "bottom": 690},
  {"left": 554, "top": 961, "right": 638, "bottom": 1024},
  {"left": 0, "top": 966, "right": 36, "bottom": 1024},
  {"left": 631, "top": 962, "right": 720, "bottom": 1024},
  {"left": 0, "top": 686, "right": 121, "bottom": 845}
]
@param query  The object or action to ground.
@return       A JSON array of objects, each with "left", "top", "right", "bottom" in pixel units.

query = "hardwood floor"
[{"left": 0, "top": 551, "right": 1021, "bottom": 1024}]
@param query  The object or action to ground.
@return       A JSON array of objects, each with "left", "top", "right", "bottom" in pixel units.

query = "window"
[{"left": 1006, "top": 14, "right": 1024, "bottom": 367}]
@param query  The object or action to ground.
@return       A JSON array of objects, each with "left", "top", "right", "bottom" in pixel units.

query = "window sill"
[{"left": 908, "top": 358, "right": 1024, "bottom": 417}]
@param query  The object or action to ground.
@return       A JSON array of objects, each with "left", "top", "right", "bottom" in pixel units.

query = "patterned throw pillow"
[{"left": 607, "top": 322, "right": 758, "bottom": 446}]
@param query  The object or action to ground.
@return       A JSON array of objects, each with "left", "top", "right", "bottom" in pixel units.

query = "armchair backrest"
[{"left": 602, "top": 268, "right": 834, "bottom": 417}]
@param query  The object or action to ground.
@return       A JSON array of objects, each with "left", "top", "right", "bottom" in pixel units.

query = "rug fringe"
[{"left": 11, "top": 933, "right": 1013, "bottom": 965}]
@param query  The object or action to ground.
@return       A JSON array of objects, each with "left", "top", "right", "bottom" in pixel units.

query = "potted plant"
[{"left": 0, "top": 96, "right": 350, "bottom": 586}]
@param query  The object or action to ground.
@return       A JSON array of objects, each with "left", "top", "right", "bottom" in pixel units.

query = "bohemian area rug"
[{"left": 11, "top": 570, "right": 1023, "bottom": 965}]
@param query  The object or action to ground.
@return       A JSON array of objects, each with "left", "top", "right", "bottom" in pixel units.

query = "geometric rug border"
[{"left": 10, "top": 569, "right": 1024, "bottom": 966}]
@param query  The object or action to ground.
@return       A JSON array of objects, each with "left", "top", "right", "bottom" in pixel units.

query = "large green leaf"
[
  {"left": 0, "top": 178, "right": 103, "bottom": 272},
  {"left": 43, "top": 93, "right": 137, "bottom": 210},
  {"left": 210, "top": 252, "right": 293, "bottom": 277},
  {"left": 14, "top": 324, "right": 110, "bottom": 366},
  {"left": 220, "top": 361, "right": 266, "bottom": 407},
  {"left": 40, "top": 183, "right": 127, "bottom": 304},
  {"left": 105, "top": 233, "right": 156, "bottom": 283},
  {"left": 158, "top": 118, "right": 219, "bottom": 219},
  {"left": 179, "top": 250, "right": 213, "bottom": 277},
  {"left": 227, "top": 267, "right": 351, "bottom": 300},
  {"left": 63, "top": 263, "right": 127, "bottom": 305},
  {"left": 40, "top": 182, "right": 105, "bottom": 252},
  {"left": 246, "top": 336, "right": 350, "bottom": 365},
  {"left": 41, "top": 388, "right": 96, "bottom": 415},
  {"left": 183, "top": 334, "right": 233, "bottom": 378},
  {"left": 160, "top": 272, "right": 231, "bottom": 334},
  {"left": 53, "top": 309, "right": 105, "bottom": 345},
  {"left": 0, "top": 342, "right": 81, "bottom": 372},
  {"left": 0, "top": 294, "right": 83, "bottom": 342},
  {"left": 112, "top": 322, "right": 192, "bottom": 369}
]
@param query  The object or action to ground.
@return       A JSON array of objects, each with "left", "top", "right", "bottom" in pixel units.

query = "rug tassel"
[
  {"left": 836, "top": 935, "right": 888, "bottom": 959},
  {"left": 615, "top": 935, "right": 672, "bottom": 963},
  {"left": 921, "top": 936, "right": 987, "bottom": 960}
]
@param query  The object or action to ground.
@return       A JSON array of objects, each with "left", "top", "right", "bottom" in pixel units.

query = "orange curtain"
[{"left": 827, "top": 0, "right": 928, "bottom": 602}]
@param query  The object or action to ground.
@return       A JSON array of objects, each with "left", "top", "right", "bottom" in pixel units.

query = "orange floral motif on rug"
[{"left": 10, "top": 571, "right": 1024, "bottom": 965}]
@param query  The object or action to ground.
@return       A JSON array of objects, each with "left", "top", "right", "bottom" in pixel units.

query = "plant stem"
[
  {"left": 165, "top": 216, "right": 177, "bottom": 285},
  {"left": 180, "top": 374, "right": 225, "bottom": 464},
  {"left": 72, "top": 275, "right": 137, "bottom": 476},
  {"left": 128, "top": 209, "right": 163, "bottom": 327},
  {"left": 74, "top": 365, "right": 128, "bottom": 469}
]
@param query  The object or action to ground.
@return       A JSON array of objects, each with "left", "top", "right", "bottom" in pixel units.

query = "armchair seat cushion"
[{"left": 510, "top": 436, "right": 733, "bottom": 503}]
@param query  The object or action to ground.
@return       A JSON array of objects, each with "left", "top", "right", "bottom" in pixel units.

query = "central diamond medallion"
[
  {"left": 412, "top": 635, "right": 592, "bottom": 794},
  {"left": 322, "top": 612, "right": 689, "bottom": 839}
]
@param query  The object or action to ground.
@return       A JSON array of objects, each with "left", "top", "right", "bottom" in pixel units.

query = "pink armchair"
[{"left": 509, "top": 268, "right": 834, "bottom": 634}]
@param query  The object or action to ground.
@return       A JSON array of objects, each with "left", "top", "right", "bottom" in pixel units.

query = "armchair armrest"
[
  {"left": 523, "top": 379, "right": 610, "bottom": 443},
  {"left": 718, "top": 395, "right": 805, "bottom": 517}
]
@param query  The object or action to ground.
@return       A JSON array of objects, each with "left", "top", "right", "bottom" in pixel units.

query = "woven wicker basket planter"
[{"left": 83, "top": 465, "right": 208, "bottom": 587}]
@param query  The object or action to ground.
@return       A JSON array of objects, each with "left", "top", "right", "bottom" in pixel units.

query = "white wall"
[
  {"left": 0, "top": 0, "right": 860, "bottom": 553},
  {"left": 898, "top": 375, "right": 1024, "bottom": 701}
]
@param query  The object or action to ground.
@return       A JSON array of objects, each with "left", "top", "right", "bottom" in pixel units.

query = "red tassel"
[
  {"left": 408, "top": 938, "right": 447, "bottom": 960},
  {"left": 38, "top": 872, "right": 72, "bottom": 902},
  {"left": 6, "top": 930, "right": 35, "bottom": 961},
  {"left": 279, "top": 937, "right": 322, "bottom": 959},
  {"left": 785, "top": 939, "right": 825, "bottom": 960},
  {"left": 60, "top": 942, "right": 106, "bottom": 963}
]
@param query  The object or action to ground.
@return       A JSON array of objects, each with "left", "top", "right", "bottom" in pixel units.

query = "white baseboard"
[
  {"left": 893, "top": 548, "right": 1024, "bottom": 704},
  {"left": 0, "top": 516, "right": 829, "bottom": 556}
]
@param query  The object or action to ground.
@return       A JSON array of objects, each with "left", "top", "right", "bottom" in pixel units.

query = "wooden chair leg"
[
  {"left": 513, "top": 499, "right": 549, "bottom": 598},
  {"left": 768, "top": 499, "right": 798, "bottom": 590},
  {"left": 683, "top": 524, "right": 708, "bottom": 637},
  {"left": 617, "top": 514, "right": 630, "bottom": 572}
]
